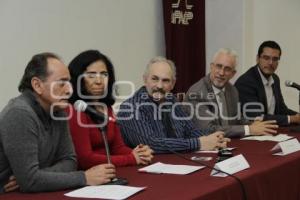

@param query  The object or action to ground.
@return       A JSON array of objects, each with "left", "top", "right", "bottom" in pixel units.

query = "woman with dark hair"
[{"left": 67, "top": 50, "right": 153, "bottom": 169}]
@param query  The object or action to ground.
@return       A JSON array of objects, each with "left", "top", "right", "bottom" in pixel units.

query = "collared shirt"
[
  {"left": 212, "top": 85, "right": 226, "bottom": 117},
  {"left": 212, "top": 86, "right": 250, "bottom": 136},
  {"left": 257, "top": 67, "right": 291, "bottom": 123},
  {"left": 257, "top": 66, "right": 275, "bottom": 115},
  {"left": 117, "top": 86, "right": 210, "bottom": 153},
  {"left": 212, "top": 86, "right": 225, "bottom": 113}
]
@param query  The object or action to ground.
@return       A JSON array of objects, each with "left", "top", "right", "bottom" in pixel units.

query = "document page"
[
  {"left": 138, "top": 162, "right": 204, "bottom": 175},
  {"left": 241, "top": 134, "right": 293, "bottom": 142},
  {"left": 65, "top": 185, "right": 145, "bottom": 200}
]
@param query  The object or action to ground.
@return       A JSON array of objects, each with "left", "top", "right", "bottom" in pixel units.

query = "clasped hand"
[{"left": 132, "top": 144, "right": 154, "bottom": 165}]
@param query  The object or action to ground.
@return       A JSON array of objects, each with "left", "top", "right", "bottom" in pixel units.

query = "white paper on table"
[
  {"left": 64, "top": 185, "right": 145, "bottom": 200},
  {"left": 211, "top": 154, "right": 250, "bottom": 177},
  {"left": 271, "top": 138, "right": 300, "bottom": 156},
  {"left": 241, "top": 134, "right": 293, "bottom": 142},
  {"left": 138, "top": 162, "right": 204, "bottom": 175},
  {"left": 195, "top": 147, "right": 236, "bottom": 154}
]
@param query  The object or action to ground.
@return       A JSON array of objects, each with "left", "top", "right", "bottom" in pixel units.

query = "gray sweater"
[{"left": 0, "top": 90, "right": 86, "bottom": 193}]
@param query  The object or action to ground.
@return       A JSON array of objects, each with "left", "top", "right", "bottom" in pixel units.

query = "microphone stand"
[
  {"left": 98, "top": 126, "right": 128, "bottom": 185},
  {"left": 100, "top": 126, "right": 112, "bottom": 164},
  {"left": 299, "top": 92, "right": 300, "bottom": 113},
  {"left": 289, "top": 92, "right": 300, "bottom": 132}
]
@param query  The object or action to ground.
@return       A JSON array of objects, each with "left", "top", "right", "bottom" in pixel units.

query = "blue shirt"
[{"left": 117, "top": 87, "right": 210, "bottom": 153}]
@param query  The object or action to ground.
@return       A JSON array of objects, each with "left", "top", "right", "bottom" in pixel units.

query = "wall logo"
[{"left": 171, "top": 0, "right": 194, "bottom": 25}]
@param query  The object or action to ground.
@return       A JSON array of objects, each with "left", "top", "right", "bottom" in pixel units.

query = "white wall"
[
  {"left": 1, "top": 0, "right": 300, "bottom": 111},
  {"left": 0, "top": 0, "right": 165, "bottom": 109},
  {"left": 205, "top": 0, "right": 244, "bottom": 84},
  {"left": 206, "top": 0, "right": 300, "bottom": 111},
  {"left": 246, "top": 0, "right": 300, "bottom": 111}
]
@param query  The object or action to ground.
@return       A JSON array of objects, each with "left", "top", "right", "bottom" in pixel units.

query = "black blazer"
[{"left": 235, "top": 65, "right": 297, "bottom": 125}]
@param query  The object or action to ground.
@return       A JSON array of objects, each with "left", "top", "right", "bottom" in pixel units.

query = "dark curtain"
[{"left": 163, "top": 0, "right": 206, "bottom": 98}]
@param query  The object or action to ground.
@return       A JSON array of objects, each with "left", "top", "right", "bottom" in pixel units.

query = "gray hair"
[
  {"left": 212, "top": 48, "right": 238, "bottom": 69},
  {"left": 144, "top": 56, "right": 176, "bottom": 80}
]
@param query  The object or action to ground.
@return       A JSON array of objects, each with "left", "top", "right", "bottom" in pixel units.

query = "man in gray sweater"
[{"left": 0, "top": 53, "right": 116, "bottom": 193}]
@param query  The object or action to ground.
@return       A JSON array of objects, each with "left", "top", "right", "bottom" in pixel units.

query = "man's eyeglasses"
[
  {"left": 260, "top": 55, "right": 280, "bottom": 62},
  {"left": 212, "top": 63, "right": 235, "bottom": 73}
]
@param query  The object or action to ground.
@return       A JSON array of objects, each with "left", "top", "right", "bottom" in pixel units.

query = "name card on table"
[
  {"left": 211, "top": 154, "right": 250, "bottom": 177},
  {"left": 271, "top": 138, "right": 300, "bottom": 156}
]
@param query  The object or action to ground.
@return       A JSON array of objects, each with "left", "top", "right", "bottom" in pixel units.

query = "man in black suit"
[{"left": 235, "top": 41, "right": 300, "bottom": 125}]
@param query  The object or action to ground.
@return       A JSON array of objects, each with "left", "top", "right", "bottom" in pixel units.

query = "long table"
[{"left": 2, "top": 132, "right": 300, "bottom": 200}]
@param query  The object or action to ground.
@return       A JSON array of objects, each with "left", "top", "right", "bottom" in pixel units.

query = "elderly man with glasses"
[{"left": 184, "top": 48, "right": 278, "bottom": 138}]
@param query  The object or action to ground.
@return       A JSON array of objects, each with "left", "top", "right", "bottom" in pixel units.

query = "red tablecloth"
[{"left": 2, "top": 133, "right": 300, "bottom": 200}]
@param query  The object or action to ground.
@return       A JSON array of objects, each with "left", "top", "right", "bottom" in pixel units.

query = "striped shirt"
[{"left": 117, "top": 86, "right": 210, "bottom": 153}]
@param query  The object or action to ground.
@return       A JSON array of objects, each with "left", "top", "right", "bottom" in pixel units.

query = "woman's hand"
[{"left": 132, "top": 144, "right": 154, "bottom": 165}]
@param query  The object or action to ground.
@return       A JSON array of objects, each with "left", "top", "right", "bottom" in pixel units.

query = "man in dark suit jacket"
[
  {"left": 235, "top": 41, "right": 300, "bottom": 125},
  {"left": 185, "top": 48, "right": 278, "bottom": 137}
]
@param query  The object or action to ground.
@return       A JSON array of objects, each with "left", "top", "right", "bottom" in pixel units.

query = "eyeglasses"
[
  {"left": 260, "top": 55, "right": 280, "bottom": 62},
  {"left": 84, "top": 72, "right": 109, "bottom": 80},
  {"left": 212, "top": 63, "right": 235, "bottom": 73}
]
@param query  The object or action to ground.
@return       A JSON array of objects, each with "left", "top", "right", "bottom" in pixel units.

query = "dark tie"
[
  {"left": 218, "top": 90, "right": 228, "bottom": 126},
  {"left": 161, "top": 106, "right": 176, "bottom": 138}
]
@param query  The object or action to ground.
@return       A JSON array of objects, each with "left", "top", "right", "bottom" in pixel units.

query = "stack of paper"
[
  {"left": 65, "top": 185, "right": 145, "bottom": 200},
  {"left": 138, "top": 162, "right": 204, "bottom": 175},
  {"left": 241, "top": 134, "right": 293, "bottom": 142}
]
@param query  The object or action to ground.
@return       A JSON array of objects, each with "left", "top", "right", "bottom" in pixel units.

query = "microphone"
[
  {"left": 285, "top": 80, "right": 300, "bottom": 130},
  {"left": 74, "top": 100, "right": 108, "bottom": 123},
  {"left": 74, "top": 100, "right": 128, "bottom": 185},
  {"left": 117, "top": 121, "right": 247, "bottom": 200},
  {"left": 285, "top": 80, "right": 300, "bottom": 91}
]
